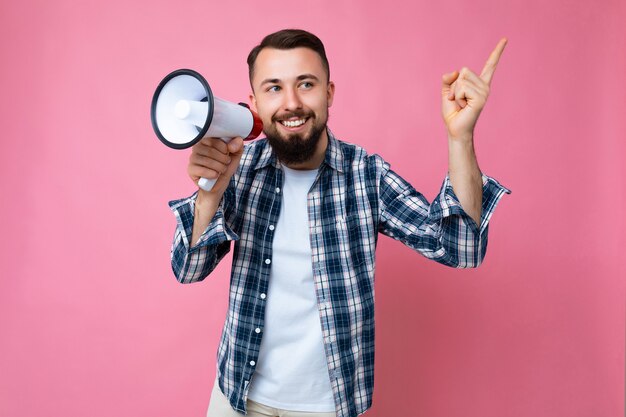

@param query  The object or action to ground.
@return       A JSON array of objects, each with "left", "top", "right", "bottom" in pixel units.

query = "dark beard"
[{"left": 265, "top": 119, "right": 327, "bottom": 165}]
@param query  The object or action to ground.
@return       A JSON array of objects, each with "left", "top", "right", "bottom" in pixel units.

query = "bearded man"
[{"left": 168, "top": 29, "right": 510, "bottom": 417}]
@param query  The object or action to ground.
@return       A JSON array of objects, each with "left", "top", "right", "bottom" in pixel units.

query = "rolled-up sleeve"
[
  {"left": 168, "top": 191, "right": 239, "bottom": 283},
  {"left": 378, "top": 164, "right": 511, "bottom": 268}
]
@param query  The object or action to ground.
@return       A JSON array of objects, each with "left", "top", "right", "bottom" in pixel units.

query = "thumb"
[{"left": 228, "top": 137, "right": 244, "bottom": 155}]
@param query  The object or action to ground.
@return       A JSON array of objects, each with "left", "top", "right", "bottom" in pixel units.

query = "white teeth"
[{"left": 281, "top": 119, "right": 306, "bottom": 127}]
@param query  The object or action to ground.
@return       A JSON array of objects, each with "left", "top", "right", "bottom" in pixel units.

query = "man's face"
[{"left": 249, "top": 47, "right": 335, "bottom": 165}]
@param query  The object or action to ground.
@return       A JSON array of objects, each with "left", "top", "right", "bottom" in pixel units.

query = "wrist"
[
  {"left": 194, "top": 189, "right": 220, "bottom": 217},
  {"left": 448, "top": 136, "right": 476, "bottom": 158},
  {"left": 447, "top": 132, "right": 474, "bottom": 145}
]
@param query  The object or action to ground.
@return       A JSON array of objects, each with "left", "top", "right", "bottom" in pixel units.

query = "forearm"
[
  {"left": 190, "top": 189, "right": 222, "bottom": 247},
  {"left": 447, "top": 134, "right": 482, "bottom": 226}
]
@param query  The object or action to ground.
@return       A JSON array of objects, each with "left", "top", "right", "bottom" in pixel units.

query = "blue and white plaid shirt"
[{"left": 168, "top": 130, "right": 510, "bottom": 417}]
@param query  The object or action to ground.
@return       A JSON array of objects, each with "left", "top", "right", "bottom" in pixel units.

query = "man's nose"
[{"left": 282, "top": 87, "right": 303, "bottom": 112}]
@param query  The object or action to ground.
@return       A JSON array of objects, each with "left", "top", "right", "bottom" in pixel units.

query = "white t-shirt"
[{"left": 247, "top": 165, "right": 335, "bottom": 412}]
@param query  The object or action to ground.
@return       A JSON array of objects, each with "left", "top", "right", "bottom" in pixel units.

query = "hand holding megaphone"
[
  {"left": 188, "top": 136, "right": 244, "bottom": 195},
  {"left": 151, "top": 69, "right": 263, "bottom": 191}
]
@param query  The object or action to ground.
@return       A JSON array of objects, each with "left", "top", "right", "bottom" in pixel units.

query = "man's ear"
[
  {"left": 327, "top": 81, "right": 336, "bottom": 107},
  {"left": 249, "top": 92, "right": 257, "bottom": 112}
]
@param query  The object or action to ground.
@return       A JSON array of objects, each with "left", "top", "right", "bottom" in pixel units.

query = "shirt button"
[
  {"left": 265, "top": 259, "right": 271, "bottom": 265},
  {"left": 269, "top": 225, "right": 275, "bottom": 231},
  {"left": 275, "top": 187, "right": 281, "bottom": 193},
  {"left": 255, "top": 328, "right": 261, "bottom": 333},
  {"left": 250, "top": 360, "right": 256, "bottom": 366},
  {"left": 260, "top": 293, "right": 267, "bottom": 299}
]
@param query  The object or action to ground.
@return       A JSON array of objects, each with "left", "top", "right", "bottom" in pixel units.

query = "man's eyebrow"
[
  {"left": 296, "top": 73, "right": 320, "bottom": 82},
  {"left": 260, "top": 78, "right": 281, "bottom": 86},
  {"left": 259, "top": 74, "right": 320, "bottom": 86}
]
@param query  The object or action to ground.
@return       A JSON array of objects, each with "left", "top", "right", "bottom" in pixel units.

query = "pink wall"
[{"left": 1, "top": 0, "right": 624, "bottom": 416}]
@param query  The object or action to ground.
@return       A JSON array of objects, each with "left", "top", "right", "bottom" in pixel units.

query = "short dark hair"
[{"left": 247, "top": 29, "right": 330, "bottom": 87}]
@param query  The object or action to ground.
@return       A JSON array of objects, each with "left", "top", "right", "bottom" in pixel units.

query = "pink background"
[{"left": 1, "top": 0, "right": 624, "bottom": 416}]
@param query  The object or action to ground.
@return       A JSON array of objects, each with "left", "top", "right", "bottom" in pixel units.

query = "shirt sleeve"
[
  {"left": 168, "top": 189, "right": 239, "bottom": 283},
  {"left": 378, "top": 162, "right": 511, "bottom": 268}
]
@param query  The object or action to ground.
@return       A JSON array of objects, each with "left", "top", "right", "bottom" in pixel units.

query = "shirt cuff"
[
  {"left": 430, "top": 173, "right": 511, "bottom": 234},
  {"left": 168, "top": 191, "right": 239, "bottom": 252}
]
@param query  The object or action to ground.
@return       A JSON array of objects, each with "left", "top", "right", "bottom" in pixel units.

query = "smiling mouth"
[{"left": 279, "top": 118, "right": 308, "bottom": 128}]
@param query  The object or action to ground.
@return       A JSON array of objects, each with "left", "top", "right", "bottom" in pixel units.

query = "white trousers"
[{"left": 206, "top": 379, "right": 337, "bottom": 417}]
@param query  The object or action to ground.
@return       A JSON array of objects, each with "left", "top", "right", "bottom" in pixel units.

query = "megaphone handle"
[
  {"left": 198, "top": 177, "right": 217, "bottom": 191},
  {"left": 197, "top": 137, "right": 232, "bottom": 192}
]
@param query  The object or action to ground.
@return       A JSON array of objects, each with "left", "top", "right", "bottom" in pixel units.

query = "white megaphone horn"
[{"left": 151, "top": 68, "right": 263, "bottom": 191}]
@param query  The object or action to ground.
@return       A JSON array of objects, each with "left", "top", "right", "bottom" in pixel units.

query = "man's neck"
[{"left": 282, "top": 130, "right": 328, "bottom": 170}]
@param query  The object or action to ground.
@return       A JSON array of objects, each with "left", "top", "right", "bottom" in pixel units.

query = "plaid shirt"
[{"left": 168, "top": 130, "right": 510, "bottom": 417}]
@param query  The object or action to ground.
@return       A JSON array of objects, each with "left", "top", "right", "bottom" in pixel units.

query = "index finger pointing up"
[{"left": 480, "top": 37, "right": 508, "bottom": 86}]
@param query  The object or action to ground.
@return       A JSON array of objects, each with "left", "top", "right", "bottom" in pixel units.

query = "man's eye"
[
  {"left": 300, "top": 82, "right": 313, "bottom": 89},
  {"left": 268, "top": 86, "right": 281, "bottom": 92}
]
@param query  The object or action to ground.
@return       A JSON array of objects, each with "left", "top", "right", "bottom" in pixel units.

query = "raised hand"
[{"left": 441, "top": 38, "right": 507, "bottom": 141}]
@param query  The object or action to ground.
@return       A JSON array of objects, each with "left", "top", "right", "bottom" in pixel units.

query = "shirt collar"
[
  {"left": 253, "top": 138, "right": 278, "bottom": 170},
  {"left": 323, "top": 129, "right": 345, "bottom": 173},
  {"left": 253, "top": 128, "right": 344, "bottom": 173}
]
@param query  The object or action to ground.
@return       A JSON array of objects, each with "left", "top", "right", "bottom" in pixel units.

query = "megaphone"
[{"left": 151, "top": 68, "right": 263, "bottom": 191}]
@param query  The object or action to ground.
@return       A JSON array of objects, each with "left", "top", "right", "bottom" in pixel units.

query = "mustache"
[{"left": 272, "top": 111, "right": 313, "bottom": 122}]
